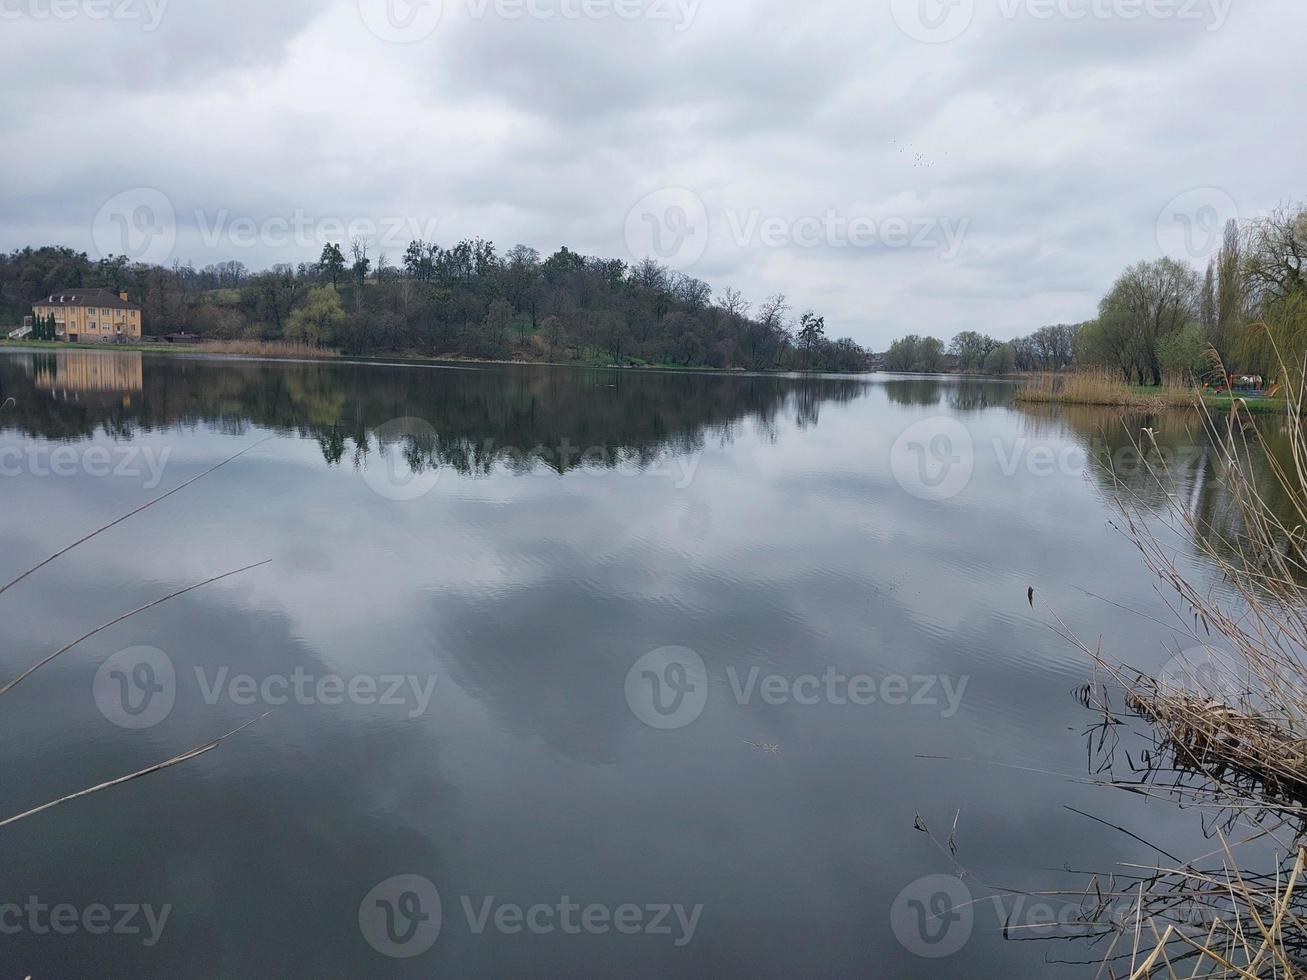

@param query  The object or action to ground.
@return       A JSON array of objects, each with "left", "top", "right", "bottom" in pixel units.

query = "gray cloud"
[{"left": 0, "top": 0, "right": 1302, "bottom": 348}]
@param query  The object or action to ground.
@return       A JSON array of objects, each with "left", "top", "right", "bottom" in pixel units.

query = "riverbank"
[
  {"left": 1061, "top": 382, "right": 1307, "bottom": 974},
  {"left": 1014, "top": 371, "right": 1290, "bottom": 414},
  {"left": 0, "top": 338, "right": 341, "bottom": 359},
  {"left": 0, "top": 339, "right": 875, "bottom": 376}
]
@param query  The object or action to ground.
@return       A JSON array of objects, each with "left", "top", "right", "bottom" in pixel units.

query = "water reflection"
[
  {"left": 31, "top": 350, "right": 143, "bottom": 396},
  {"left": 0, "top": 351, "right": 1268, "bottom": 978},
  {"left": 1016, "top": 402, "right": 1298, "bottom": 586},
  {"left": 0, "top": 352, "right": 868, "bottom": 479},
  {"left": 881, "top": 374, "right": 1015, "bottom": 411}
]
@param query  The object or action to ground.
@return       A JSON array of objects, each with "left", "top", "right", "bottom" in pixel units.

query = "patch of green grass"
[
  {"left": 1202, "top": 394, "right": 1288, "bottom": 415},
  {"left": 0, "top": 339, "right": 180, "bottom": 354}
]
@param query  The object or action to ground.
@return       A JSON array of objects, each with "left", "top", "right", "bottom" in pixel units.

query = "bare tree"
[
  {"left": 349, "top": 238, "right": 370, "bottom": 312},
  {"left": 715, "top": 286, "right": 750, "bottom": 320}
]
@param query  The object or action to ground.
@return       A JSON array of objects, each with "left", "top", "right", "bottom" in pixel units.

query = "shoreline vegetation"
[
  {"left": 1059, "top": 374, "right": 1307, "bottom": 975},
  {"left": 4, "top": 337, "right": 1298, "bottom": 419},
  {"left": 2, "top": 338, "right": 1298, "bottom": 424},
  {"left": 920, "top": 362, "right": 1307, "bottom": 976},
  {"left": 0, "top": 336, "right": 856, "bottom": 375},
  {"left": 0, "top": 337, "right": 342, "bottom": 360},
  {"left": 1014, "top": 368, "right": 1291, "bottom": 414},
  {"left": 882, "top": 202, "right": 1307, "bottom": 415},
  {"left": 0, "top": 242, "right": 870, "bottom": 373}
]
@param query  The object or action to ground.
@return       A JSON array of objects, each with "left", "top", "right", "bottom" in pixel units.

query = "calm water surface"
[{"left": 0, "top": 350, "right": 1244, "bottom": 977}]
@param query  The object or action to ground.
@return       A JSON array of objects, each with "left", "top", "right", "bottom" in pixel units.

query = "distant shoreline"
[
  {"left": 1014, "top": 373, "right": 1289, "bottom": 414},
  {"left": 0, "top": 339, "right": 877, "bottom": 378}
]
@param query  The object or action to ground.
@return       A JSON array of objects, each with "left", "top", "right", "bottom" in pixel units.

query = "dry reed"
[
  {"left": 1041, "top": 335, "right": 1307, "bottom": 975},
  {"left": 194, "top": 339, "right": 339, "bottom": 359},
  {"left": 0, "top": 424, "right": 272, "bottom": 827},
  {"left": 1016, "top": 367, "right": 1196, "bottom": 410}
]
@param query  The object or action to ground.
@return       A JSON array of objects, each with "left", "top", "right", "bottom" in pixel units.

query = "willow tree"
[
  {"left": 1097, "top": 258, "right": 1201, "bottom": 385},
  {"left": 1234, "top": 204, "right": 1307, "bottom": 384}
]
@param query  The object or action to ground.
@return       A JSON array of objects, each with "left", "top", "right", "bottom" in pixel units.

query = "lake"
[{"left": 0, "top": 349, "right": 1249, "bottom": 977}]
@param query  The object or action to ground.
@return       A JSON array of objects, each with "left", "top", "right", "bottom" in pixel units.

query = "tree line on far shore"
[
  {"left": 882, "top": 201, "right": 1307, "bottom": 385},
  {"left": 0, "top": 241, "right": 870, "bottom": 373},
  {"left": 882, "top": 324, "right": 1075, "bottom": 376}
]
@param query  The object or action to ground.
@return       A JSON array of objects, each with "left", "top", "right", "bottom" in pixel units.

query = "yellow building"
[
  {"left": 32, "top": 350, "right": 144, "bottom": 401},
  {"left": 32, "top": 288, "right": 143, "bottom": 341}
]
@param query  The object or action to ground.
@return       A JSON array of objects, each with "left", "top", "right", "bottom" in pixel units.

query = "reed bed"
[
  {"left": 1016, "top": 368, "right": 1197, "bottom": 410},
  {"left": 1044, "top": 337, "right": 1307, "bottom": 975},
  {"left": 194, "top": 339, "right": 339, "bottom": 359}
]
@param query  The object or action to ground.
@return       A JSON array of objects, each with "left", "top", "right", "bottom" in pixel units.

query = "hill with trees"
[{"left": 0, "top": 241, "right": 871, "bottom": 373}]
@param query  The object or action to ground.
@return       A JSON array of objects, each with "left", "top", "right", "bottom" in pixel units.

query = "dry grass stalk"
[
  {"left": 0, "top": 713, "right": 270, "bottom": 829},
  {"left": 0, "top": 560, "right": 271, "bottom": 697},
  {"left": 0, "top": 406, "right": 271, "bottom": 826},
  {"left": 1042, "top": 334, "right": 1307, "bottom": 975},
  {"left": 194, "top": 339, "right": 339, "bottom": 359},
  {"left": 1016, "top": 367, "right": 1190, "bottom": 410},
  {"left": 0, "top": 438, "right": 268, "bottom": 599}
]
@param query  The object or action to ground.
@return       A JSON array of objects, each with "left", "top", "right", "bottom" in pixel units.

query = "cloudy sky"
[{"left": 1, "top": 0, "right": 1302, "bottom": 348}]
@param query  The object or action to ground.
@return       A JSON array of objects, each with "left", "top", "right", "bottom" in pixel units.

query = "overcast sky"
[{"left": 2, "top": 0, "right": 1302, "bottom": 348}]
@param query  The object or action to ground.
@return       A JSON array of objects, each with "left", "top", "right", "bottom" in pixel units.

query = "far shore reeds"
[
  {"left": 1015, "top": 366, "right": 1289, "bottom": 414},
  {"left": 0, "top": 336, "right": 341, "bottom": 360}
]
